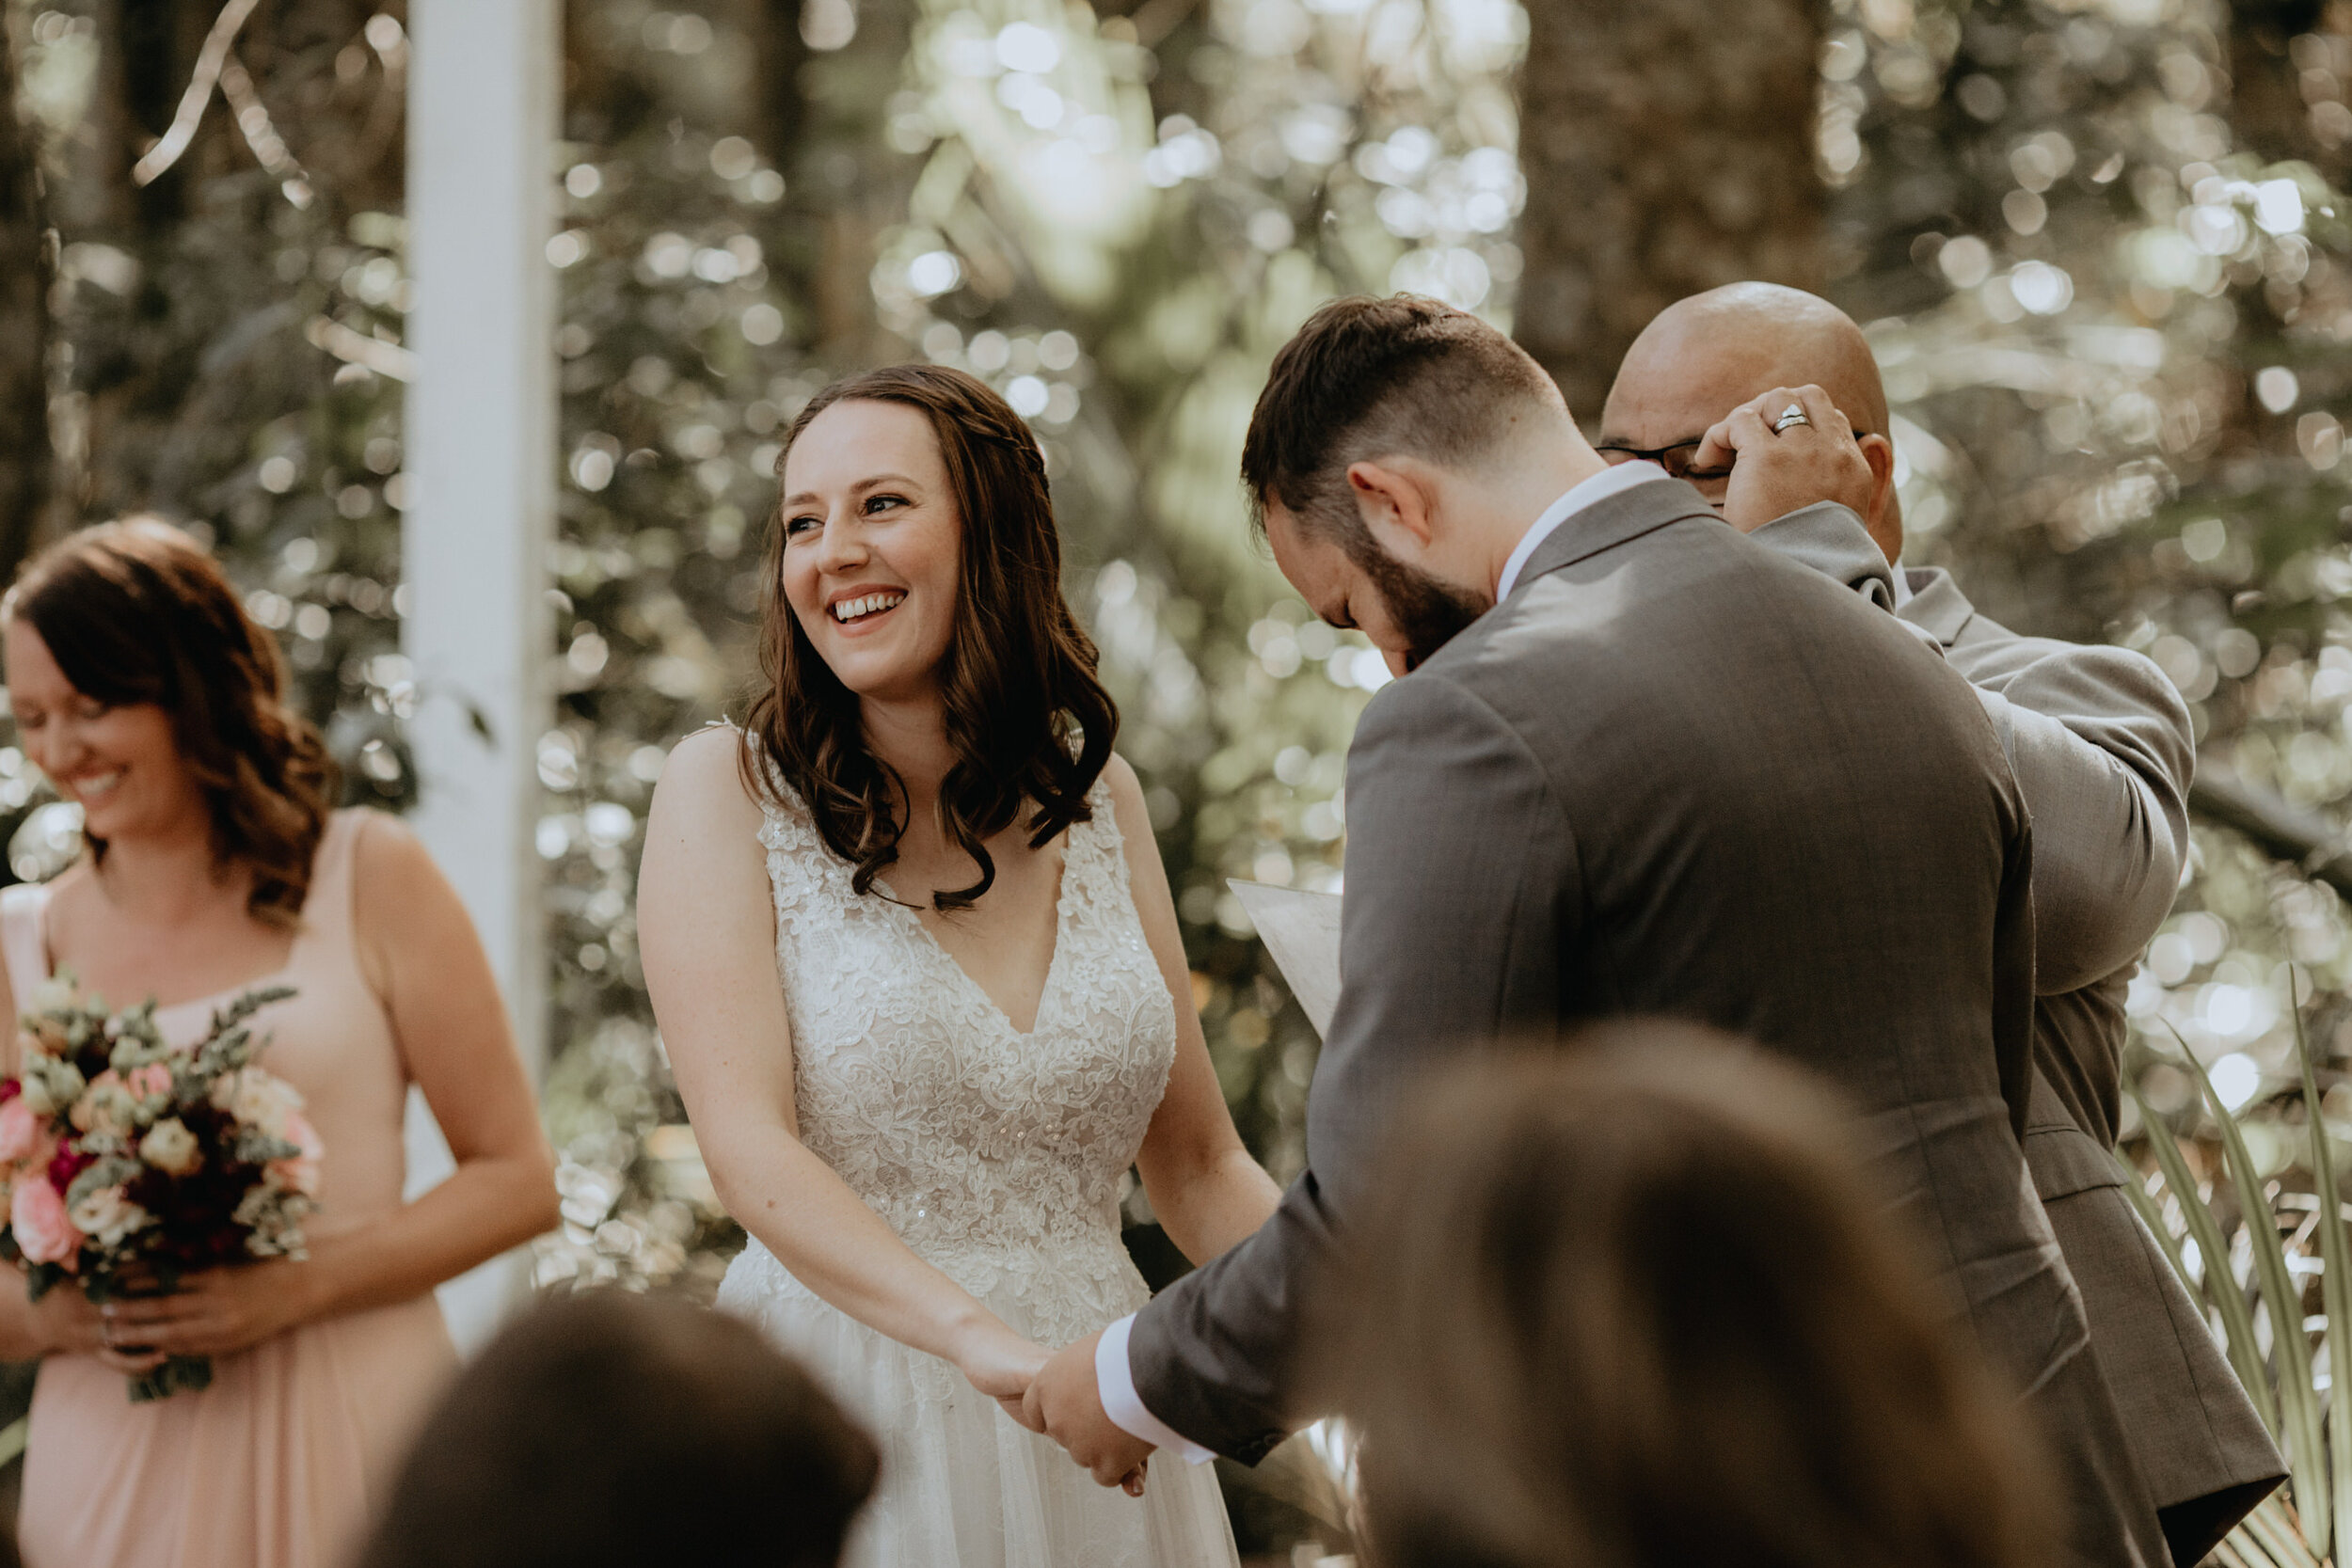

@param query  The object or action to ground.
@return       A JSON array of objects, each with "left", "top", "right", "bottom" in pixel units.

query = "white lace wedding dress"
[{"left": 716, "top": 768, "right": 1241, "bottom": 1568}]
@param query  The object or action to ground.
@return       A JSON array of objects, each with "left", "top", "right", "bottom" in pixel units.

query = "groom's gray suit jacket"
[{"left": 1128, "top": 478, "right": 2165, "bottom": 1565}]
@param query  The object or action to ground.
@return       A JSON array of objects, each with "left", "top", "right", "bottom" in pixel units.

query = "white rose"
[
  {"left": 24, "top": 975, "right": 78, "bottom": 1018},
  {"left": 69, "top": 1078, "right": 135, "bottom": 1138},
  {"left": 21, "top": 1057, "right": 82, "bottom": 1118},
  {"left": 212, "top": 1069, "right": 302, "bottom": 1136},
  {"left": 66, "top": 1184, "right": 148, "bottom": 1250},
  {"left": 138, "top": 1117, "right": 200, "bottom": 1177}
]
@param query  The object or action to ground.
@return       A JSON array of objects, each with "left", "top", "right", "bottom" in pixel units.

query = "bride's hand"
[{"left": 953, "top": 1317, "right": 1050, "bottom": 1423}]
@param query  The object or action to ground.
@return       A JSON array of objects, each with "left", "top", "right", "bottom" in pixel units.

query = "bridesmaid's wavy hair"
[
  {"left": 4, "top": 520, "right": 338, "bottom": 927},
  {"left": 741, "top": 364, "right": 1117, "bottom": 912}
]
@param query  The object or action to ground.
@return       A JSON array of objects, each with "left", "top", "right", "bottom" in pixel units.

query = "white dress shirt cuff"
[{"left": 1096, "top": 1314, "right": 1216, "bottom": 1464}]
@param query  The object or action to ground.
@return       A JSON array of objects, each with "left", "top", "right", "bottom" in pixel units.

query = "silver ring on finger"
[{"left": 1772, "top": 404, "right": 1810, "bottom": 435}]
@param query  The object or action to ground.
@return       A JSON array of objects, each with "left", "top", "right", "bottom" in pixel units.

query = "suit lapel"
[{"left": 1511, "top": 477, "right": 1723, "bottom": 594}]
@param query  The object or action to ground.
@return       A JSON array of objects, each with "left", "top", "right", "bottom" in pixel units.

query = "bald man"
[{"left": 1603, "top": 283, "right": 2283, "bottom": 1567}]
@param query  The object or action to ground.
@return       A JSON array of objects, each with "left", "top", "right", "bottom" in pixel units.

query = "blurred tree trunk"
[
  {"left": 727, "top": 0, "right": 909, "bottom": 367},
  {"left": 2227, "top": 0, "right": 2329, "bottom": 165},
  {"left": 67, "top": 0, "right": 400, "bottom": 520},
  {"left": 1514, "top": 0, "right": 1826, "bottom": 420},
  {"left": 0, "top": 19, "right": 52, "bottom": 587},
  {"left": 744, "top": 0, "right": 813, "bottom": 166},
  {"left": 0, "top": 23, "right": 48, "bottom": 1462},
  {"left": 2207, "top": 0, "right": 2339, "bottom": 469}
]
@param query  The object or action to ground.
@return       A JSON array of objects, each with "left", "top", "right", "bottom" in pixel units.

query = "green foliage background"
[{"left": 20, "top": 0, "right": 2352, "bottom": 1550}]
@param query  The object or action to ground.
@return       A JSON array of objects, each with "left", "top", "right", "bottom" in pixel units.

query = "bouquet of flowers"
[{"left": 0, "top": 974, "right": 319, "bottom": 1401}]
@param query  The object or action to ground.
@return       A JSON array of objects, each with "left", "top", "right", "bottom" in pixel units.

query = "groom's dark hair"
[{"left": 1242, "top": 293, "right": 1563, "bottom": 556}]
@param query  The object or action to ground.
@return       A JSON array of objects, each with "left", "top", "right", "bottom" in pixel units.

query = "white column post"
[{"left": 400, "top": 0, "right": 558, "bottom": 1352}]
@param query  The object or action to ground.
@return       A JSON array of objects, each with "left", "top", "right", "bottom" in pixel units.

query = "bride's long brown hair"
[{"left": 739, "top": 365, "right": 1118, "bottom": 912}]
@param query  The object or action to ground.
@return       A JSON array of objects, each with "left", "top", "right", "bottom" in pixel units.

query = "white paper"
[{"left": 1228, "top": 879, "right": 1343, "bottom": 1039}]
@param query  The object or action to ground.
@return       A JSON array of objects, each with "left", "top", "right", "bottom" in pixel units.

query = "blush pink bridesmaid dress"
[{"left": 1, "top": 809, "right": 458, "bottom": 1568}]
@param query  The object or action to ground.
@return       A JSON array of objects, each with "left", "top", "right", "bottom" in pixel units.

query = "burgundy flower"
[{"left": 47, "top": 1144, "right": 92, "bottom": 1194}]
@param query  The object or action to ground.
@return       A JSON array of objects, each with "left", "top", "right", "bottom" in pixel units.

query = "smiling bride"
[{"left": 637, "top": 364, "right": 1279, "bottom": 1568}]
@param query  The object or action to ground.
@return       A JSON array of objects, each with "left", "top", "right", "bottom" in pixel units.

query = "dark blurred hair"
[
  {"left": 358, "top": 1291, "right": 878, "bottom": 1568},
  {"left": 3, "top": 520, "right": 337, "bottom": 927},
  {"left": 1330, "top": 1022, "right": 2052, "bottom": 1568},
  {"left": 742, "top": 364, "right": 1116, "bottom": 911},
  {"left": 1240, "top": 293, "right": 1562, "bottom": 559}
]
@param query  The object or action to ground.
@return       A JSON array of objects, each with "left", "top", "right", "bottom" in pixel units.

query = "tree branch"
[
  {"left": 130, "top": 0, "right": 263, "bottom": 188},
  {"left": 2191, "top": 765, "right": 2352, "bottom": 902}
]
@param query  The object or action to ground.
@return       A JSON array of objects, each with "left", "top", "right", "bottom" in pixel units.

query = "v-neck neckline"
[{"left": 882, "top": 838, "right": 1074, "bottom": 1039}]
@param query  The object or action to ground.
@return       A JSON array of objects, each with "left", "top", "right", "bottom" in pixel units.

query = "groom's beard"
[{"left": 1357, "top": 546, "right": 1488, "bottom": 673}]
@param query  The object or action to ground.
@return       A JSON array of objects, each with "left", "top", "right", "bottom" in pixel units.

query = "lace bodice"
[
  {"left": 741, "top": 768, "right": 1177, "bottom": 1344},
  {"left": 716, "top": 762, "right": 1241, "bottom": 1568}
]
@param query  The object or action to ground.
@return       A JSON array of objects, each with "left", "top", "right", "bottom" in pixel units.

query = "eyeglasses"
[
  {"left": 1595, "top": 440, "right": 1731, "bottom": 483},
  {"left": 1598, "top": 423, "right": 1884, "bottom": 482}
]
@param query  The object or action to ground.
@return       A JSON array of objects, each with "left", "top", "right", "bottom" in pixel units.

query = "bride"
[{"left": 638, "top": 363, "right": 1282, "bottom": 1567}]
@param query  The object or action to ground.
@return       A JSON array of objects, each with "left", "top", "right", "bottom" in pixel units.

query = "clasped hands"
[
  {"left": 37, "top": 1257, "right": 317, "bottom": 1374},
  {"left": 959, "top": 1322, "right": 1156, "bottom": 1497}
]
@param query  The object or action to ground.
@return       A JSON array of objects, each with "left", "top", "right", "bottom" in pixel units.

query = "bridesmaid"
[{"left": 0, "top": 520, "right": 559, "bottom": 1568}]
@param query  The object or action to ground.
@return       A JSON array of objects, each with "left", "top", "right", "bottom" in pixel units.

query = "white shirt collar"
[
  {"left": 1494, "top": 461, "right": 1674, "bottom": 603},
  {"left": 1888, "top": 556, "right": 1912, "bottom": 609}
]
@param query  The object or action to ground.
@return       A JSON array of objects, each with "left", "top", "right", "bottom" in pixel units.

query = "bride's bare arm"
[
  {"left": 641, "top": 728, "right": 1040, "bottom": 1396},
  {"left": 1111, "top": 758, "right": 1284, "bottom": 1266}
]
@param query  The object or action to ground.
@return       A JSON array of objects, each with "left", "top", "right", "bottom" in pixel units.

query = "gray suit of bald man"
[{"left": 1756, "top": 502, "right": 2285, "bottom": 1568}]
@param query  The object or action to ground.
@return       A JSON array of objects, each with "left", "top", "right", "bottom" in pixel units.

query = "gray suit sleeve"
[
  {"left": 1125, "top": 670, "right": 1572, "bottom": 1461},
  {"left": 1952, "top": 640, "right": 2192, "bottom": 994},
  {"left": 1746, "top": 505, "right": 2190, "bottom": 995}
]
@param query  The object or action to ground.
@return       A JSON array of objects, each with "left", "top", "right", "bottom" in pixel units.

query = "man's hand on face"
[
  {"left": 1024, "top": 1332, "right": 1155, "bottom": 1496},
  {"left": 1690, "top": 383, "right": 1878, "bottom": 533}
]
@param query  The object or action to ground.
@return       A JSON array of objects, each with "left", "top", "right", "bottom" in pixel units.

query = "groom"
[{"left": 1026, "top": 294, "right": 2165, "bottom": 1565}]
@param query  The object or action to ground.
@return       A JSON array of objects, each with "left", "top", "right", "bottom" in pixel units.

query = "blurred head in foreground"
[
  {"left": 1334, "top": 1023, "right": 2051, "bottom": 1568},
  {"left": 358, "top": 1291, "right": 878, "bottom": 1568},
  {"left": 2, "top": 518, "right": 336, "bottom": 924}
]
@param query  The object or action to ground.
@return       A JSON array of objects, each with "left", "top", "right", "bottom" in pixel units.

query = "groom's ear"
[{"left": 1345, "top": 458, "right": 1440, "bottom": 556}]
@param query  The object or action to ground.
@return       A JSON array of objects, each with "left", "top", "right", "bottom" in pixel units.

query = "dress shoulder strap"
[
  {"left": 736, "top": 737, "right": 820, "bottom": 856},
  {"left": 0, "top": 882, "right": 49, "bottom": 1011},
  {"left": 296, "top": 808, "right": 365, "bottom": 952},
  {"left": 1060, "top": 773, "right": 1133, "bottom": 910}
]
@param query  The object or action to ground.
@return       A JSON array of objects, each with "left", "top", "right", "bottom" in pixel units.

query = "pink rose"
[
  {"left": 271, "top": 1111, "right": 324, "bottom": 1198},
  {"left": 128, "top": 1065, "right": 170, "bottom": 1100},
  {"left": 0, "top": 1098, "right": 37, "bottom": 1165},
  {"left": 11, "top": 1178, "right": 80, "bottom": 1266}
]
